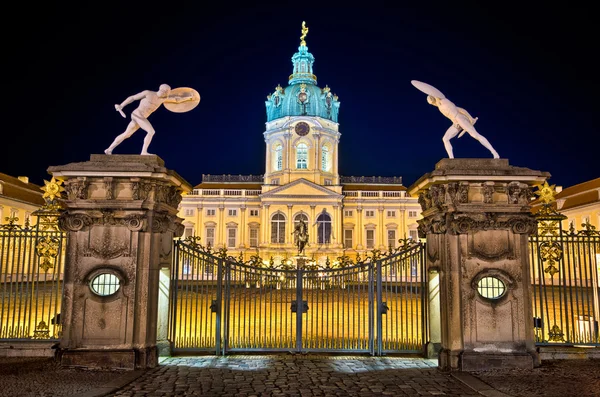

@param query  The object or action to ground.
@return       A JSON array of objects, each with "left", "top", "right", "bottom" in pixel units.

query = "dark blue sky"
[{"left": 3, "top": 2, "right": 598, "bottom": 189}]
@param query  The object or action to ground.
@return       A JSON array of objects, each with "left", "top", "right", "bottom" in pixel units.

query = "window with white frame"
[
  {"left": 206, "top": 209, "right": 216, "bottom": 216},
  {"left": 321, "top": 145, "right": 329, "bottom": 171},
  {"left": 408, "top": 210, "right": 418, "bottom": 218},
  {"left": 296, "top": 143, "right": 308, "bottom": 169},
  {"left": 10, "top": 209, "right": 18, "bottom": 219},
  {"left": 387, "top": 229, "right": 396, "bottom": 249},
  {"left": 317, "top": 212, "right": 332, "bottom": 244},
  {"left": 249, "top": 227, "right": 259, "bottom": 247},
  {"left": 344, "top": 210, "right": 353, "bottom": 217},
  {"left": 272, "top": 178, "right": 280, "bottom": 185},
  {"left": 184, "top": 208, "right": 194, "bottom": 216},
  {"left": 344, "top": 229, "right": 353, "bottom": 249},
  {"left": 227, "top": 228, "right": 237, "bottom": 248},
  {"left": 409, "top": 229, "right": 418, "bottom": 241},
  {"left": 271, "top": 213, "right": 286, "bottom": 243},
  {"left": 274, "top": 144, "right": 283, "bottom": 171},
  {"left": 366, "top": 229, "right": 375, "bottom": 249},
  {"left": 324, "top": 179, "right": 332, "bottom": 185},
  {"left": 184, "top": 227, "right": 194, "bottom": 238},
  {"left": 228, "top": 209, "right": 237, "bottom": 216},
  {"left": 250, "top": 209, "right": 259, "bottom": 217},
  {"left": 205, "top": 227, "right": 215, "bottom": 247},
  {"left": 387, "top": 210, "right": 396, "bottom": 217},
  {"left": 365, "top": 210, "right": 375, "bottom": 217}
]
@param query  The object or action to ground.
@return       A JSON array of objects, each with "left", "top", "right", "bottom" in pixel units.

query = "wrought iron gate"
[
  {"left": 169, "top": 239, "right": 427, "bottom": 355},
  {"left": 530, "top": 188, "right": 600, "bottom": 346},
  {"left": 0, "top": 208, "right": 65, "bottom": 341}
]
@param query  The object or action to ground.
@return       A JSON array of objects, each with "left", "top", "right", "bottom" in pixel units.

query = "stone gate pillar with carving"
[
  {"left": 48, "top": 155, "right": 191, "bottom": 369},
  {"left": 408, "top": 159, "right": 549, "bottom": 371}
]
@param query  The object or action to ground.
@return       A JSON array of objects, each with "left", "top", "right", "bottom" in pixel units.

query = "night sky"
[{"left": 3, "top": 3, "right": 598, "bottom": 190}]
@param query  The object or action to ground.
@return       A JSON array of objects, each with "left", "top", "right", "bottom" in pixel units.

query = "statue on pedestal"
[
  {"left": 292, "top": 218, "right": 309, "bottom": 256},
  {"left": 105, "top": 84, "right": 200, "bottom": 155},
  {"left": 411, "top": 80, "right": 499, "bottom": 159}
]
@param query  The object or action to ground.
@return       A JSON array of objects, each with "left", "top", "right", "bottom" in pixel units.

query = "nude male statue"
[
  {"left": 411, "top": 80, "right": 499, "bottom": 159},
  {"left": 105, "top": 84, "right": 197, "bottom": 155}
]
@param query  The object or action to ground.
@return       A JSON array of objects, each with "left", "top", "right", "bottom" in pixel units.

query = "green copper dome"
[{"left": 265, "top": 23, "right": 340, "bottom": 123}]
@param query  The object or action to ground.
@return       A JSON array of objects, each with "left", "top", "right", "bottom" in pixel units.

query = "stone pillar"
[
  {"left": 408, "top": 159, "right": 549, "bottom": 371},
  {"left": 48, "top": 155, "right": 191, "bottom": 369}
]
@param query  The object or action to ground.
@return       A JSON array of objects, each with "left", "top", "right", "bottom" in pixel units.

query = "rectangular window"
[
  {"left": 227, "top": 228, "right": 236, "bottom": 248},
  {"left": 228, "top": 209, "right": 237, "bottom": 216},
  {"left": 206, "top": 209, "right": 216, "bottom": 216},
  {"left": 324, "top": 179, "right": 332, "bottom": 186},
  {"left": 271, "top": 178, "right": 280, "bottom": 185},
  {"left": 344, "top": 210, "right": 353, "bottom": 217},
  {"left": 10, "top": 208, "right": 18, "bottom": 219},
  {"left": 344, "top": 229, "right": 353, "bottom": 249},
  {"left": 249, "top": 227, "right": 259, "bottom": 247},
  {"left": 408, "top": 210, "right": 418, "bottom": 218},
  {"left": 582, "top": 215, "right": 590, "bottom": 225},
  {"left": 387, "top": 229, "right": 396, "bottom": 248},
  {"left": 365, "top": 210, "right": 375, "bottom": 217},
  {"left": 250, "top": 209, "right": 259, "bottom": 217},
  {"left": 366, "top": 229, "right": 375, "bottom": 249},
  {"left": 297, "top": 145, "right": 308, "bottom": 169},
  {"left": 409, "top": 229, "right": 418, "bottom": 241},
  {"left": 184, "top": 208, "right": 194, "bottom": 216},
  {"left": 387, "top": 210, "right": 396, "bottom": 217},
  {"left": 206, "top": 227, "right": 215, "bottom": 247},
  {"left": 184, "top": 227, "right": 194, "bottom": 238}
]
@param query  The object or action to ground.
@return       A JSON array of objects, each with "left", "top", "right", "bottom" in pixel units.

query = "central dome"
[{"left": 265, "top": 28, "right": 340, "bottom": 123}]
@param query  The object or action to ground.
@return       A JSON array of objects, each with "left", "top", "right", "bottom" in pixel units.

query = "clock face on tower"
[{"left": 295, "top": 122, "right": 310, "bottom": 136}]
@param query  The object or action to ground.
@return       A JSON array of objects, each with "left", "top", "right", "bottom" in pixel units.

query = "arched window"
[
  {"left": 321, "top": 145, "right": 329, "bottom": 172},
  {"left": 294, "top": 213, "right": 309, "bottom": 229},
  {"left": 274, "top": 144, "right": 282, "bottom": 171},
  {"left": 317, "top": 212, "right": 332, "bottom": 244},
  {"left": 271, "top": 213, "right": 286, "bottom": 243},
  {"left": 296, "top": 143, "right": 308, "bottom": 169}
]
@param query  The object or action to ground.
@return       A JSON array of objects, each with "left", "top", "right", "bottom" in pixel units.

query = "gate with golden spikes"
[
  {"left": 0, "top": 186, "right": 66, "bottom": 341},
  {"left": 169, "top": 239, "right": 427, "bottom": 355},
  {"left": 529, "top": 182, "right": 600, "bottom": 346}
]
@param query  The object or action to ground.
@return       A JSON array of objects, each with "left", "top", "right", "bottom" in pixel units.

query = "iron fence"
[
  {"left": 0, "top": 210, "right": 65, "bottom": 341},
  {"left": 169, "top": 239, "right": 427, "bottom": 355}
]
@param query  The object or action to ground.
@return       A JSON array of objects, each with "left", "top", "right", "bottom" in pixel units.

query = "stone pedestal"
[
  {"left": 48, "top": 155, "right": 191, "bottom": 369},
  {"left": 408, "top": 159, "right": 549, "bottom": 371}
]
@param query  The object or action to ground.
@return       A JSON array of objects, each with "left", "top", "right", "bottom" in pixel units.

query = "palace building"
[
  {"left": 0, "top": 173, "right": 44, "bottom": 227},
  {"left": 178, "top": 25, "right": 421, "bottom": 265}
]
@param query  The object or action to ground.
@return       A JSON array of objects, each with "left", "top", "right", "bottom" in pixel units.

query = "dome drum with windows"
[{"left": 265, "top": 22, "right": 340, "bottom": 122}]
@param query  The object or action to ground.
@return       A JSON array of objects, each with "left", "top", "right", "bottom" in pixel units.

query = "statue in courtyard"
[
  {"left": 105, "top": 84, "right": 200, "bottom": 155},
  {"left": 293, "top": 218, "right": 309, "bottom": 256},
  {"left": 411, "top": 80, "right": 499, "bottom": 159}
]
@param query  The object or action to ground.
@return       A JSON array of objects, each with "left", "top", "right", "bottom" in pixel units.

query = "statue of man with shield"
[{"left": 105, "top": 84, "right": 200, "bottom": 155}]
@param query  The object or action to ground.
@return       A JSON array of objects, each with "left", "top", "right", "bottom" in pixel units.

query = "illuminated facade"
[
  {"left": 0, "top": 173, "right": 44, "bottom": 226},
  {"left": 178, "top": 26, "right": 421, "bottom": 265}
]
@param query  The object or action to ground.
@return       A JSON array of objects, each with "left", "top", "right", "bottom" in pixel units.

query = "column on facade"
[
  {"left": 378, "top": 206, "right": 385, "bottom": 249},
  {"left": 314, "top": 132, "right": 321, "bottom": 182},
  {"left": 310, "top": 205, "right": 316, "bottom": 245},
  {"left": 399, "top": 207, "right": 406, "bottom": 240},
  {"left": 332, "top": 205, "right": 339, "bottom": 247},
  {"left": 287, "top": 204, "right": 293, "bottom": 244},
  {"left": 218, "top": 205, "right": 225, "bottom": 249},
  {"left": 195, "top": 205, "right": 203, "bottom": 238},
  {"left": 239, "top": 207, "right": 246, "bottom": 248},
  {"left": 356, "top": 208, "right": 363, "bottom": 250},
  {"left": 261, "top": 204, "right": 270, "bottom": 245}
]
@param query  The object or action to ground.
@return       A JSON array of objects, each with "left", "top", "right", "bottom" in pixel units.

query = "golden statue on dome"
[{"left": 300, "top": 21, "right": 308, "bottom": 46}]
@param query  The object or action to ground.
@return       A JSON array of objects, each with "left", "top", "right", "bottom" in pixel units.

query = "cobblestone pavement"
[{"left": 110, "top": 355, "right": 480, "bottom": 397}]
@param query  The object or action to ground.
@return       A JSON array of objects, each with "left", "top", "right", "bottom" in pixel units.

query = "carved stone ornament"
[
  {"left": 155, "top": 184, "right": 182, "bottom": 208},
  {"left": 104, "top": 177, "right": 115, "bottom": 200},
  {"left": 418, "top": 183, "right": 470, "bottom": 211},
  {"left": 58, "top": 213, "right": 93, "bottom": 232},
  {"left": 417, "top": 214, "right": 447, "bottom": 236},
  {"left": 483, "top": 184, "right": 495, "bottom": 204},
  {"left": 132, "top": 181, "right": 153, "bottom": 201},
  {"left": 64, "top": 179, "right": 89, "bottom": 200},
  {"left": 449, "top": 213, "right": 537, "bottom": 234},
  {"left": 123, "top": 214, "right": 146, "bottom": 231}
]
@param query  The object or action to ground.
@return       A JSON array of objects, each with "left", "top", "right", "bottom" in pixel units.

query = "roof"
[
  {"left": 342, "top": 184, "right": 407, "bottom": 191},
  {"left": 0, "top": 173, "right": 45, "bottom": 206},
  {"left": 192, "top": 183, "right": 263, "bottom": 190}
]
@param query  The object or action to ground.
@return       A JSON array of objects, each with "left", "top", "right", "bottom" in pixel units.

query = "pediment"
[{"left": 263, "top": 178, "right": 341, "bottom": 198}]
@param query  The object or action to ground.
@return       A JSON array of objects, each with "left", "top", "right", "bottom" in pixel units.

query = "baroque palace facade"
[{"left": 177, "top": 27, "right": 422, "bottom": 265}]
